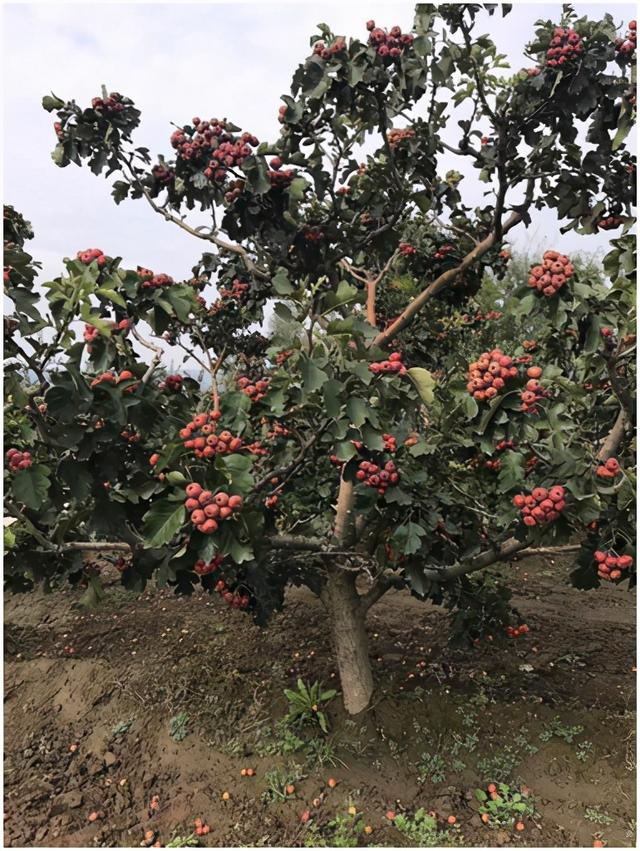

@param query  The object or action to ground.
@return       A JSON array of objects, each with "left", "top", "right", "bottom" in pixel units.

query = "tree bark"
[{"left": 324, "top": 571, "right": 374, "bottom": 715}]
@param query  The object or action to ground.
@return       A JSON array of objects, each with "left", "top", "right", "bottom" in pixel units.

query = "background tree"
[{"left": 4, "top": 4, "right": 636, "bottom": 713}]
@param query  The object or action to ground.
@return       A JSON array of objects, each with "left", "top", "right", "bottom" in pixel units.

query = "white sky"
[{"left": 2, "top": 1, "right": 635, "bottom": 289}]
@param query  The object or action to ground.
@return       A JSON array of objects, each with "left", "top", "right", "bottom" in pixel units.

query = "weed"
[
  {"left": 476, "top": 783, "right": 535, "bottom": 828},
  {"left": 584, "top": 807, "right": 614, "bottom": 826},
  {"left": 304, "top": 805, "right": 364, "bottom": 847},
  {"left": 539, "top": 716, "right": 584, "bottom": 744},
  {"left": 304, "top": 736, "right": 347, "bottom": 769},
  {"left": 261, "top": 763, "right": 304, "bottom": 804},
  {"left": 575, "top": 740, "right": 593, "bottom": 762},
  {"left": 169, "top": 712, "right": 189, "bottom": 742},
  {"left": 165, "top": 834, "right": 200, "bottom": 848},
  {"left": 111, "top": 719, "right": 133, "bottom": 737},
  {"left": 417, "top": 751, "right": 447, "bottom": 784},
  {"left": 394, "top": 808, "right": 463, "bottom": 846},
  {"left": 284, "top": 679, "right": 336, "bottom": 733}
]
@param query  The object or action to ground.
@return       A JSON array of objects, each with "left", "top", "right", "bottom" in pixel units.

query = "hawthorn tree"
[{"left": 4, "top": 4, "right": 637, "bottom": 714}]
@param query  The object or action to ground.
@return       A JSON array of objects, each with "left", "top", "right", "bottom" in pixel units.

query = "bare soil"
[{"left": 3, "top": 556, "right": 636, "bottom": 848}]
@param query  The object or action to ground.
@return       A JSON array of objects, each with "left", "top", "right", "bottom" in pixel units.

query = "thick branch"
[
  {"left": 333, "top": 477, "right": 356, "bottom": 545},
  {"left": 596, "top": 408, "right": 628, "bottom": 462},
  {"left": 360, "top": 571, "right": 405, "bottom": 611},
  {"left": 372, "top": 210, "right": 523, "bottom": 347}
]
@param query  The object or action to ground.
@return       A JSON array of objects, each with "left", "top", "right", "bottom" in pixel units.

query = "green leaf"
[
  {"left": 346, "top": 397, "right": 368, "bottom": 427},
  {"left": 12, "top": 465, "right": 51, "bottom": 510},
  {"left": 323, "top": 379, "right": 343, "bottom": 418},
  {"left": 300, "top": 356, "right": 328, "bottom": 396},
  {"left": 42, "top": 94, "right": 64, "bottom": 112},
  {"left": 406, "top": 367, "right": 435, "bottom": 405},
  {"left": 272, "top": 268, "right": 294, "bottom": 294},
  {"left": 143, "top": 499, "right": 185, "bottom": 548},
  {"left": 96, "top": 287, "right": 127, "bottom": 309},
  {"left": 391, "top": 521, "right": 427, "bottom": 555}
]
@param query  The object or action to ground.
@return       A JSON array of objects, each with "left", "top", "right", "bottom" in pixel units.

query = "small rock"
[{"left": 104, "top": 752, "right": 118, "bottom": 768}]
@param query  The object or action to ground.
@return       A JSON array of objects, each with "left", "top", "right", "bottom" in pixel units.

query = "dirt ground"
[{"left": 3, "top": 555, "right": 636, "bottom": 848}]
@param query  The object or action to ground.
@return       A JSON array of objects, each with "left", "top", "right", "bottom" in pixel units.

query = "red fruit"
[
  {"left": 185, "top": 498, "right": 199, "bottom": 511},
  {"left": 198, "top": 490, "right": 214, "bottom": 506},
  {"left": 549, "top": 486, "right": 565, "bottom": 502},
  {"left": 523, "top": 516, "right": 537, "bottom": 527},
  {"left": 604, "top": 457, "right": 620, "bottom": 472},
  {"left": 219, "top": 506, "right": 233, "bottom": 520},
  {"left": 191, "top": 509, "right": 206, "bottom": 525},
  {"left": 618, "top": 555, "right": 633, "bottom": 568},
  {"left": 513, "top": 495, "right": 526, "bottom": 507},
  {"left": 200, "top": 519, "right": 218, "bottom": 534},
  {"left": 594, "top": 551, "right": 606, "bottom": 563},
  {"left": 149, "top": 453, "right": 160, "bottom": 466},
  {"left": 186, "top": 483, "right": 202, "bottom": 498},
  {"left": 531, "top": 487, "right": 548, "bottom": 502},
  {"left": 228, "top": 495, "right": 243, "bottom": 510},
  {"left": 527, "top": 366, "right": 542, "bottom": 379},
  {"left": 215, "top": 492, "right": 229, "bottom": 507},
  {"left": 204, "top": 504, "right": 220, "bottom": 518}
]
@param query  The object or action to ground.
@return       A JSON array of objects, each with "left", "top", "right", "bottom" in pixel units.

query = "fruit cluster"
[
  {"left": 513, "top": 486, "right": 566, "bottom": 527},
  {"left": 506, "top": 623, "right": 529, "bottom": 637},
  {"left": 219, "top": 278, "right": 249, "bottom": 300},
  {"left": 382, "top": 433, "right": 397, "bottom": 452},
  {"left": 433, "top": 243, "right": 455, "bottom": 261},
  {"left": 91, "top": 92, "right": 125, "bottom": 116},
  {"left": 77, "top": 248, "right": 106, "bottom": 267},
  {"left": 366, "top": 21, "right": 414, "bottom": 58},
  {"left": 120, "top": 428, "right": 140, "bottom": 444},
  {"left": 594, "top": 550, "right": 633, "bottom": 581},
  {"left": 194, "top": 555, "right": 224, "bottom": 576},
  {"left": 355, "top": 459, "right": 399, "bottom": 495},
  {"left": 312, "top": 35, "right": 347, "bottom": 60},
  {"left": 171, "top": 119, "right": 259, "bottom": 182},
  {"left": 214, "top": 578, "right": 250, "bottom": 609},
  {"left": 90, "top": 369, "right": 137, "bottom": 391},
  {"left": 163, "top": 374, "right": 183, "bottom": 391},
  {"left": 462, "top": 310, "right": 503, "bottom": 324},
  {"left": 246, "top": 440, "right": 268, "bottom": 457},
  {"left": 496, "top": 440, "right": 516, "bottom": 452},
  {"left": 399, "top": 242, "right": 417, "bottom": 257},
  {"left": 387, "top": 127, "right": 415, "bottom": 148},
  {"left": 596, "top": 457, "right": 621, "bottom": 479},
  {"left": 369, "top": 351, "right": 407, "bottom": 375},
  {"left": 527, "top": 250, "right": 574, "bottom": 297},
  {"left": 83, "top": 324, "right": 99, "bottom": 344},
  {"left": 237, "top": 376, "right": 270, "bottom": 402},
  {"left": 520, "top": 368, "right": 551, "bottom": 414},
  {"left": 184, "top": 483, "right": 243, "bottom": 535},
  {"left": 266, "top": 421, "right": 290, "bottom": 439},
  {"left": 522, "top": 339, "right": 538, "bottom": 352},
  {"left": 6, "top": 447, "right": 33, "bottom": 470},
  {"left": 485, "top": 459, "right": 501, "bottom": 471},
  {"left": 179, "top": 413, "right": 242, "bottom": 459},
  {"left": 615, "top": 20, "right": 636, "bottom": 55},
  {"left": 597, "top": 214, "right": 625, "bottom": 230},
  {"left": 141, "top": 272, "right": 174, "bottom": 290},
  {"left": 466, "top": 348, "right": 518, "bottom": 401},
  {"left": 275, "top": 349, "right": 293, "bottom": 366},
  {"left": 151, "top": 163, "right": 174, "bottom": 184},
  {"left": 545, "top": 26, "right": 584, "bottom": 67}
]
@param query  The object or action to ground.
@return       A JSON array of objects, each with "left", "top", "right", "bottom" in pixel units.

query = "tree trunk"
[{"left": 324, "top": 571, "right": 373, "bottom": 715}]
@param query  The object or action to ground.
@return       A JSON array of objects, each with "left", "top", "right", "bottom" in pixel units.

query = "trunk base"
[{"left": 325, "top": 572, "right": 373, "bottom": 715}]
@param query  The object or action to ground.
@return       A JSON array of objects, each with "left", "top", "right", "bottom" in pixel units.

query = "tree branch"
[
  {"left": 360, "top": 571, "right": 405, "bottom": 611},
  {"left": 121, "top": 154, "right": 270, "bottom": 281},
  {"left": 595, "top": 407, "right": 628, "bottom": 462},
  {"left": 372, "top": 210, "right": 524, "bottom": 347}
]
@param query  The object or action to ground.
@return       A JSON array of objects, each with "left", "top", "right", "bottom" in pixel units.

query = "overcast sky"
[{"left": 3, "top": 1, "right": 635, "bottom": 289}]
